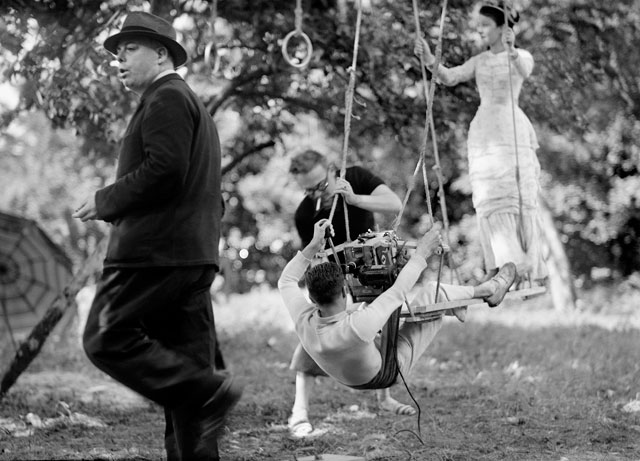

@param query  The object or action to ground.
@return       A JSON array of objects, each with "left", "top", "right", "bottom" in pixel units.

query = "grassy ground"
[{"left": 1, "top": 283, "right": 639, "bottom": 460}]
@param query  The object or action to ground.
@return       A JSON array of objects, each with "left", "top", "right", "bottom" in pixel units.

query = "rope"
[
  {"left": 391, "top": 0, "right": 460, "bottom": 285},
  {"left": 503, "top": 3, "right": 527, "bottom": 252},
  {"left": 204, "top": 0, "right": 220, "bottom": 73},
  {"left": 392, "top": 0, "right": 448, "bottom": 232},
  {"left": 211, "top": 0, "right": 217, "bottom": 36},
  {"left": 328, "top": 0, "right": 364, "bottom": 242},
  {"left": 294, "top": 0, "right": 302, "bottom": 32}
]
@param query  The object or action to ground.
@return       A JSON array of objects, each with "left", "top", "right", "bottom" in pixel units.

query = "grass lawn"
[{"left": 1, "top": 283, "right": 639, "bottom": 460}]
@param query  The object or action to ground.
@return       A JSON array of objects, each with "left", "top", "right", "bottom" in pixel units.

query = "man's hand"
[
  {"left": 302, "top": 219, "right": 334, "bottom": 260},
  {"left": 414, "top": 222, "right": 443, "bottom": 261},
  {"left": 72, "top": 194, "right": 98, "bottom": 222},
  {"left": 333, "top": 178, "right": 358, "bottom": 205}
]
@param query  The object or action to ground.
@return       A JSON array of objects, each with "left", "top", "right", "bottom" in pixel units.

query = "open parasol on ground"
[{"left": 0, "top": 211, "right": 73, "bottom": 349}]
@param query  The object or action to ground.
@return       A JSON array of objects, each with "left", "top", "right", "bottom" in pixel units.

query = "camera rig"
[{"left": 324, "top": 230, "right": 412, "bottom": 303}]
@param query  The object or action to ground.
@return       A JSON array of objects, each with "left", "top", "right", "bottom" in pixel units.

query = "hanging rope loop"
[
  {"left": 204, "top": 42, "right": 221, "bottom": 74},
  {"left": 204, "top": 0, "right": 221, "bottom": 73},
  {"left": 282, "top": 0, "right": 313, "bottom": 68}
]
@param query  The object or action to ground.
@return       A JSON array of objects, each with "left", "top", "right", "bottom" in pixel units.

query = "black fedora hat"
[{"left": 104, "top": 12, "right": 187, "bottom": 68}]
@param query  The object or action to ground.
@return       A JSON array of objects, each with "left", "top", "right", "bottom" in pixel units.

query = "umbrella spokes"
[{"left": 0, "top": 212, "right": 72, "bottom": 351}]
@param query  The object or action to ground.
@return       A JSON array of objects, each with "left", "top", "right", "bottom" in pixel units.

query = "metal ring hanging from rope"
[{"left": 281, "top": 0, "right": 313, "bottom": 68}]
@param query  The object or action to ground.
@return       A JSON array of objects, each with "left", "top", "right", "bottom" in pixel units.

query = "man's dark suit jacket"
[{"left": 95, "top": 73, "right": 222, "bottom": 270}]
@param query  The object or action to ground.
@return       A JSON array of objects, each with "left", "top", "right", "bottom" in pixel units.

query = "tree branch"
[
  {"left": 240, "top": 90, "right": 337, "bottom": 114},
  {"left": 207, "top": 64, "right": 283, "bottom": 115},
  {"left": 222, "top": 140, "right": 276, "bottom": 176}
]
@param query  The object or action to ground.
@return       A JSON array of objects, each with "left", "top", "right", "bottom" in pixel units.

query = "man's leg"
[
  {"left": 159, "top": 273, "right": 226, "bottom": 461},
  {"left": 288, "top": 343, "right": 327, "bottom": 437},
  {"left": 396, "top": 281, "right": 474, "bottom": 376},
  {"left": 214, "top": 336, "right": 226, "bottom": 371},
  {"left": 376, "top": 388, "right": 416, "bottom": 416},
  {"left": 164, "top": 408, "right": 187, "bottom": 461},
  {"left": 83, "top": 266, "right": 241, "bottom": 460},
  {"left": 396, "top": 270, "right": 516, "bottom": 377},
  {"left": 289, "top": 371, "right": 314, "bottom": 436}
]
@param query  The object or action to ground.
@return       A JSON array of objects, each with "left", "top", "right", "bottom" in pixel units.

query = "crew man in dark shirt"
[{"left": 286, "top": 149, "right": 410, "bottom": 437}]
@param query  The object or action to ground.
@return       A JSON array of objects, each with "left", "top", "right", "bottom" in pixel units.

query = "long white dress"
[{"left": 433, "top": 48, "right": 546, "bottom": 279}]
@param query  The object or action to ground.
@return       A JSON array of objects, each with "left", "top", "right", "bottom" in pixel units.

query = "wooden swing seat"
[{"left": 400, "top": 285, "right": 547, "bottom": 322}]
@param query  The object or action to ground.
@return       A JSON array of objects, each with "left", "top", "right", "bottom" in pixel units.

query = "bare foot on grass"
[{"left": 378, "top": 395, "right": 417, "bottom": 416}]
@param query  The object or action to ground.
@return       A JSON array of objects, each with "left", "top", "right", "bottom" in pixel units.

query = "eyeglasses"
[{"left": 304, "top": 171, "right": 330, "bottom": 196}]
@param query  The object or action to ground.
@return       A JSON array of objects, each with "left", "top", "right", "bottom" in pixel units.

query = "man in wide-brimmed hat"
[{"left": 74, "top": 11, "right": 242, "bottom": 461}]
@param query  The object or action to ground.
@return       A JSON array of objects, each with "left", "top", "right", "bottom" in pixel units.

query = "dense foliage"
[{"left": 0, "top": 0, "right": 638, "bottom": 291}]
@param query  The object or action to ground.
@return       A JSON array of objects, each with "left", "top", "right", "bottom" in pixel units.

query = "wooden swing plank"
[
  {"left": 400, "top": 286, "right": 548, "bottom": 321},
  {"left": 504, "top": 285, "right": 547, "bottom": 300},
  {"left": 401, "top": 297, "right": 485, "bottom": 317}
]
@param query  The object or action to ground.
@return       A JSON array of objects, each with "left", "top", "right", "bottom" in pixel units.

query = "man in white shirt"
[{"left": 278, "top": 220, "right": 516, "bottom": 392}]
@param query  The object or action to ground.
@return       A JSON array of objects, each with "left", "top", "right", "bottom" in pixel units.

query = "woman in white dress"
[{"left": 414, "top": 1, "right": 546, "bottom": 283}]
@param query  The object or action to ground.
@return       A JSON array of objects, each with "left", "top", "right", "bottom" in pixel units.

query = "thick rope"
[
  {"left": 328, "top": 0, "right": 364, "bottom": 242},
  {"left": 295, "top": 0, "right": 303, "bottom": 32},
  {"left": 407, "top": 0, "right": 456, "bottom": 298},
  {"left": 392, "top": 0, "right": 448, "bottom": 232},
  {"left": 211, "top": 0, "right": 217, "bottom": 29},
  {"left": 503, "top": 3, "right": 527, "bottom": 252},
  {"left": 204, "top": 0, "right": 220, "bottom": 73}
]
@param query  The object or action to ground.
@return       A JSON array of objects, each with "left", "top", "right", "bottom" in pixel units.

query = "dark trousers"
[{"left": 83, "top": 266, "right": 227, "bottom": 460}]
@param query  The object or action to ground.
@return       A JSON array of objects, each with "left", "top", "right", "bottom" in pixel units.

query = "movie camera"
[{"left": 327, "top": 230, "right": 412, "bottom": 302}]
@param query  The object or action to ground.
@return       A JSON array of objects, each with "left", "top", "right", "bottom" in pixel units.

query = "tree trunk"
[
  {"left": 539, "top": 199, "right": 577, "bottom": 311},
  {"left": 0, "top": 241, "right": 106, "bottom": 401}
]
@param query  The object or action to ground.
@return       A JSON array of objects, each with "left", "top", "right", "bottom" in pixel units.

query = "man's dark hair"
[
  {"left": 289, "top": 149, "right": 328, "bottom": 175},
  {"left": 305, "top": 262, "right": 344, "bottom": 305}
]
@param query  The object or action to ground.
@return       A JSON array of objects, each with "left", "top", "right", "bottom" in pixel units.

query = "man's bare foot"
[
  {"left": 378, "top": 396, "right": 417, "bottom": 416},
  {"left": 288, "top": 410, "right": 312, "bottom": 438}
]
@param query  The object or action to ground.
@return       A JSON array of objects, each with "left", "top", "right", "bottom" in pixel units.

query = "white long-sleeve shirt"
[{"left": 277, "top": 252, "right": 427, "bottom": 386}]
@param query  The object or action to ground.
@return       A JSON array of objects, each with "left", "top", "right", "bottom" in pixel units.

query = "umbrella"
[{"left": 0, "top": 211, "right": 72, "bottom": 349}]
